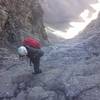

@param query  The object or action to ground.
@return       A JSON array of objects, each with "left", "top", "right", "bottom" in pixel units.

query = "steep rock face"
[
  {"left": 39, "top": 0, "right": 99, "bottom": 43},
  {"left": 76, "top": 13, "right": 100, "bottom": 40},
  {"left": 0, "top": 0, "right": 48, "bottom": 47}
]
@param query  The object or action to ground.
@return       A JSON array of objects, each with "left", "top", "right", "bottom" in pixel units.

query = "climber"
[{"left": 17, "top": 37, "right": 44, "bottom": 74}]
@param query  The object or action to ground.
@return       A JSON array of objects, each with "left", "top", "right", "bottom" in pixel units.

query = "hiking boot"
[{"left": 32, "top": 69, "right": 42, "bottom": 74}]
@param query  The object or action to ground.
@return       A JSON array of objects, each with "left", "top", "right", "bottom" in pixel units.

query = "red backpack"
[{"left": 23, "top": 37, "right": 41, "bottom": 49}]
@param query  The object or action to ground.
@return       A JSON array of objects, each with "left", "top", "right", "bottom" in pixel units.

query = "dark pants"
[
  {"left": 31, "top": 56, "right": 40, "bottom": 73},
  {"left": 29, "top": 50, "right": 44, "bottom": 73}
]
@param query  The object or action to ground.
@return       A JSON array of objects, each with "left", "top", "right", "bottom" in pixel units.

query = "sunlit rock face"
[
  {"left": 39, "top": 0, "right": 100, "bottom": 43},
  {"left": 0, "top": 0, "right": 48, "bottom": 47}
]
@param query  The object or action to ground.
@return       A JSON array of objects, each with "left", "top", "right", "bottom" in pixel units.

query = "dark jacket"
[{"left": 25, "top": 45, "right": 44, "bottom": 60}]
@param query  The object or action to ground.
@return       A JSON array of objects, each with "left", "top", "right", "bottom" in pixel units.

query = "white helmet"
[{"left": 18, "top": 46, "right": 28, "bottom": 56}]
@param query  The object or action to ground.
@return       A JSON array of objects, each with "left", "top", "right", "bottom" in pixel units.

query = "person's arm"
[
  {"left": 19, "top": 55, "right": 24, "bottom": 61},
  {"left": 30, "top": 59, "right": 32, "bottom": 66}
]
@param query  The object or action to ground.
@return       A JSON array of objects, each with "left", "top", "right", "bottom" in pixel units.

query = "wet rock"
[
  {"left": 27, "top": 87, "right": 48, "bottom": 100},
  {"left": 46, "top": 91, "right": 57, "bottom": 100},
  {"left": 15, "top": 91, "right": 27, "bottom": 100},
  {"left": 18, "top": 82, "right": 26, "bottom": 90},
  {"left": 12, "top": 72, "right": 33, "bottom": 86},
  {"left": 0, "top": 73, "right": 17, "bottom": 98},
  {"left": 27, "top": 87, "right": 57, "bottom": 100},
  {"left": 76, "top": 87, "right": 100, "bottom": 100}
]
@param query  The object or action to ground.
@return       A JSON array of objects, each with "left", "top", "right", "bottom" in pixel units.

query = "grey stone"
[
  {"left": 0, "top": 74, "right": 16, "bottom": 98},
  {"left": 27, "top": 87, "right": 48, "bottom": 100},
  {"left": 76, "top": 87, "right": 100, "bottom": 100},
  {"left": 27, "top": 87, "right": 58, "bottom": 100},
  {"left": 15, "top": 91, "right": 27, "bottom": 100}
]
